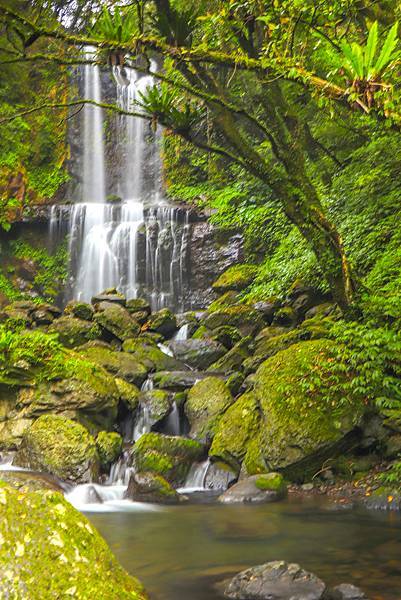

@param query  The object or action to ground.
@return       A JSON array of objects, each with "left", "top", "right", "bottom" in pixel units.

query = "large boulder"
[
  {"left": 218, "top": 473, "right": 286, "bottom": 504},
  {"left": 124, "top": 471, "right": 182, "bottom": 504},
  {"left": 132, "top": 432, "right": 204, "bottom": 486},
  {"left": 209, "top": 393, "right": 260, "bottom": 468},
  {"left": 48, "top": 316, "right": 101, "bottom": 348},
  {"left": 96, "top": 431, "right": 123, "bottom": 468},
  {"left": 94, "top": 304, "right": 140, "bottom": 341},
  {"left": 0, "top": 485, "right": 148, "bottom": 599},
  {"left": 223, "top": 561, "right": 326, "bottom": 600},
  {"left": 169, "top": 339, "right": 226, "bottom": 370},
  {"left": 14, "top": 415, "right": 99, "bottom": 483},
  {"left": 78, "top": 343, "right": 148, "bottom": 386},
  {"left": 91, "top": 289, "right": 126, "bottom": 306},
  {"left": 208, "top": 338, "right": 250, "bottom": 374},
  {"left": 212, "top": 264, "right": 258, "bottom": 293},
  {"left": 145, "top": 308, "right": 177, "bottom": 338},
  {"left": 185, "top": 377, "right": 234, "bottom": 443},
  {"left": 122, "top": 338, "right": 183, "bottom": 371},
  {"left": 138, "top": 389, "right": 172, "bottom": 428},
  {"left": 64, "top": 300, "right": 94, "bottom": 321},
  {"left": 203, "top": 305, "right": 264, "bottom": 337},
  {"left": 253, "top": 339, "right": 366, "bottom": 480},
  {"left": 152, "top": 370, "right": 215, "bottom": 392}
]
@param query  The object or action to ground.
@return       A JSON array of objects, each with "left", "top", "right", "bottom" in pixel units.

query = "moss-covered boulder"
[
  {"left": 208, "top": 338, "right": 250, "bottom": 374},
  {"left": 271, "top": 306, "right": 298, "bottom": 327},
  {"left": 203, "top": 305, "right": 264, "bottom": 337},
  {"left": 122, "top": 338, "right": 183, "bottom": 371},
  {"left": 96, "top": 431, "right": 123, "bottom": 467},
  {"left": 145, "top": 308, "right": 177, "bottom": 338},
  {"left": 64, "top": 300, "right": 94, "bottom": 321},
  {"left": 132, "top": 432, "right": 204, "bottom": 486},
  {"left": 126, "top": 298, "right": 151, "bottom": 315},
  {"left": 124, "top": 471, "right": 182, "bottom": 504},
  {"left": 185, "top": 377, "right": 234, "bottom": 443},
  {"left": 0, "top": 471, "right": 63, "bottom": 493},
  {"left": 253, "top": 339, "right": 366, "bottom": 480},
  {"left": 212, "top": 264, "right": 258, "bottom": 293},
  {"left": 48, "top": 316, "right": 101, "bottom": 348},
  {"left": 14, "top": 415, "right": 99, "bottom": 483},
  {"left": 0, "top": 485, "right": 147, "bottom": 599},
  {"left": 218, "top": 473, "right": 286, "bottom": 504},
  {"left": 94, "top": 305, "right": 140, "bottom": 341},
  {"left": 152, "top": 371, "right": 212, "bottom": 392},
  {"left": 78, "top": 344, "right": 148, "bottom": 386},
  {"left": 208, "top": 291, "right": 240, "bottom": 312},
  {"left": 116, "top": 378, "right": 141, "bottom": 411},
  {"left": 169, "top": 339, "right": 227, "bottom": 370},
  {"left": 209, "top": 393, "right": 260, "bottom": 469},
  {"left": 92, "top": 289, "right": 126, "bottom": 306}
]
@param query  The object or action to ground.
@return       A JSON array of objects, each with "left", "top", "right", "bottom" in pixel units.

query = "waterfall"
[
  {"left": 180, "top": 459, "right": 211, "bottom": 492},
  {"left": 50, "top": 59, "right": 190, "bottom": 310},
  {"left": 82, "top": 47, "right": 106, "bottom": 203},
  {"left": 163, "top": 402, "right": 180, "bottom": 436},
  {"left": 174, "top": 323, "right": 190, "bottom": 341}
]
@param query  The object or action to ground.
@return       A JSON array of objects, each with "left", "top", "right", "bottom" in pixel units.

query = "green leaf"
[
  {"left": 374, "top": 22, "right": 399, "bottom": 75},
  {"left": 364, "top": 21, "right": 378, "bottom": 78}
]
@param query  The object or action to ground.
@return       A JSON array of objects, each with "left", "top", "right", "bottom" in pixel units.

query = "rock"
[
  {"left": 152, "top": 370, "right": 216, "bottom": 392},
  {"left": 169, "top": 339, "right": 226, "bottom": 370},
  {"left": 329, "top": 584, "right": 369, "bottom": 599},
  {"left": 208, "top": 338, "right": 250, "bottom": 374},
  {"left": 226, "top": 371, "right": 245, "bottom": 396},
  {"left": 209, "top": 325, "right": 242, "bottom": 349},
  {"left": 204, "top": 461, "right": 238, "bottom": 491},
  {"left": 115, "top": 378, "right": 141, "bottom": 411},
  {"left": 145, "top": 308, "right": 177, "bottom": 338},
  {"left": 64, "top": 300, "right": 94, "bottom": 321},
  {"left": 129, "top": 310, "right": 149, "bottom": 325},
  {"left": 304, "top": 302, "right": 336, "bottom": 321},
  {"left": 212, "top": 264, "right": 258, "bottom": 293},
  {"left": 203, "top": 305, "right": 264, "bottom": 337},
  {"left": 14, "top": 415, "right": 99, "bottom": 483},
  {"left": 208, "top": 291, "right": 240, "bottom": 312},
  {"left": 132, "top": 432, "right": 204, "bottom": 486},
  {"left": 253, "top": 300, "right": 279, "bottom": 324},
  {"left": 91, "top": 289, "right": 126, "bottom": 306},
  {"left": 124, "top": 471, "right": 182, "bottom": 504},
  {"left": 31, "top": 308, "right": 54, "bottom": 325},
  {"left": 223, "top": 561, "right": 326, "bottom": 599},
  {"left": 271, "top": 306, "right": 298, "bottom": 327},
  {"left": 78, "top": 343, "right": 148, "bottom": 386},
  {"left": 253, "top": 340, "right": 366, "bottom": 481},
  {"left": 126, "top": 298, "right": 151, "bottom": 315},
  {"left": 48, "top": 316, "right": 101, "bottom": 348},
  {"left": 94, "top": 304, "right": 140, "bottom": 341},
  {"left": 96, "top": 431, "right": 123, "bottom": 467},
  {"left": 0, "top": 485, "right": 148, "bottom": 598},
  {"left": 218, "top": 473, "right": 286, "bottom": 504},
  {"left": 209, "top": 393, "right": 260, "bottom": 469},
  {"left": 122, "top": 338, "right": 183, "bottom": 371},
  {"left": 139, "top": 389, "right": 172, "bottom": 428},
  {"left": 0, "top": 471, "right": 63, "bottom": 493},
  {"left": 185, "top": 377, "right": 234, "bottom": 442}
]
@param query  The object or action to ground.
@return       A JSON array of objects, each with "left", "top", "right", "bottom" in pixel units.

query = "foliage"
[{"left": 380, "top": 461, "right": 401, "bottom": 486}]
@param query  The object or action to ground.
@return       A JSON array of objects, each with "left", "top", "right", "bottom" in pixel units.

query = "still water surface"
[{"left": 89, "top": 496, "right": 401, "bottom": 600}]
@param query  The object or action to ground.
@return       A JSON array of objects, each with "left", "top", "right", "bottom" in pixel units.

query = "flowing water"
[{"left": 89, "top": 498, "right": 401, "bottom": 600}]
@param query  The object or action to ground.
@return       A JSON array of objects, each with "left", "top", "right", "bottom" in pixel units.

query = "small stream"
[{"left": 88, "top": 497, "right": 401, "bottom": 600}]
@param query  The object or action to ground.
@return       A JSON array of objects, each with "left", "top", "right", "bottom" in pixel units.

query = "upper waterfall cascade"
[{"left": 50, "top": 55, "right": 190, "bottom": 310}]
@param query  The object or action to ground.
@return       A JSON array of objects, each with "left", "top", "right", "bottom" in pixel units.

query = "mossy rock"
[
  {"left": 253, "top": 339, "right": 366, "bottom": 480},
  {"left": 132, "top": 432, "right": 204, "bottom": 486},
  {"left": 185, "top": 377, "right": 234, "bottom": 443},
  {"left": 271, "top": 306, "right": 298, "bottom": 327},
  {"left": 64, "top": 300, "right": 94, "bottom": 321},
  {"left": 168, "top": 339, "right": 227, "bottom": 370},
  {"left": 208, "top": 338, "right": 250, "bottom": 374},
  {"left": 0, "top": 485, "right": 148, "bottom": 599},
  {"left": 255, "top": 472, "right": 286, "bottom": 494},
  {"left": 122, "top": 338, "right": 183, "bottom": 372},
  {"left": 212, "top": 264, "right": 259, "bottom": 293},
  {"left": 218, "top": 473, "right": 286, "bottom": 504},
  {"left": 14, "top": 415, "right": 99, "bottom": 483},
  {"left": 126, "top": 298, "right": 151, "bottom": 315},
  {"left": 151, "top": 371, "right": 210, "bottom": 392},
  {"left": 96, "top": 431, "right": 123, "bottom": 467},
  {"left": 145, "top": 308, "right": 177, "bottom": 338},
  {"left": 115, "top": 378, "right": 141, "bottom": 411},
  {"left": 209, "top": 392, "right": 261, "bottom": 469},
  {"left": 92, "top": 289, "right": 126, "bottom": 306},
  {"left": 94, "top": 305, "right": 140, "bottom": 341},
  {"left": 203, "top": 305, "right": 264, "bottom": 337},
  {"left": 125, "top": 471, "right": 182, "bottom": 504},
  {"left": 140, "top": 389, "right": 172, "bottom": 427},
  {"left": 208, "top": 291, "right": 240, "bottom": 313},
  {"left": 78, "top": 344, "right": 148, "bottom": 386},
  {"left": 48, "top": 316, "right": 101, "bottom": 348},
  {"left": 0, "top": 471, "right": 63, "bottom": 493},
  {"left": 210, "top": 326, "right": 242, "bottom": 350}
]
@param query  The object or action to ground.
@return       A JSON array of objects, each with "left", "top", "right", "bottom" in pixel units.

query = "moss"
[
  {"left": 142, "top": 389, "right": 171, "bottom": 423},
  {"left": 0, "top": 485, "right": 147, "bottom": 598},
  {"left": 208, "top": 291, "right": 240, "bottom": 312},
  {"left": 144, "top": 308, "right": 177, "bottom": 337},
  {"left": 94, "top": 305, "right": 141, "bottom": 341},
  {"left": 272, "top": 306, "right": 297, "bottom": 327},
  {"left": 14, "top": 415, "right": 99, "bottom": 483},
  {"left": 255, "top": 472, "right": 286, "bottom": 493},
  {"left": 185, "top": 377, "right": 234, "bottom": 442},
  {"left": 122, "top": 338, "right": 182, "bottom": 371},
  {"left": 77, "top": 344, "right": 148, "bottom": 386},
  {"left": 115, "top": 378, "right": 141, "bottom": 411},
  {"left": 48, "top": 316, "right": 101, "bottom": 348},
  {"left": 212, "top": 264, "right": 259, "bottom": 292},
  {"left": 96, "top": 431, "right": 123, "bottom": 467},
  {"left": 253, "top": 339, "right": 366, "bottom": 475},
  {"left": 243, "top": 436, "right": 268, "bottom": 476},
  {"left": 64, "top": 301, "right": 94, "bottom": 321},
  {"left": 204, "top": 305, "right": 264, "bottom": 336},
  {"left": 208, "top": 338, "right": 250, "bottom": 373},
  {"left": 132, "top": 432, "right": 203, "bottom": 486},
  {"left": 126, "top": 472, "right": 181, "bottom": 504},
  {"left": 209, "top": 393, "right": 260, "bottom": 468},
  {"left": 192, "top": 325, "right": 210, "bottom": 340}
]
